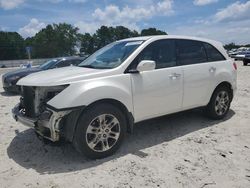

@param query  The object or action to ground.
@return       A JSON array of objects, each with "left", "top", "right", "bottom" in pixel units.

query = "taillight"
[{"left": 233, "top": 62, "right": 237, "bottom": 70}]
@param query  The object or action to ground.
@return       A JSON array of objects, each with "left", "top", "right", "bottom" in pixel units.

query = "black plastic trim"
[
  {"left": 125, "top": 69, "right": 139, "bottom": 74},
  {"left": 46, "top": 104, "right": 86, "bottom": 112},
  {"left": 127, "top": 112, "right": 134, "bottom": 133}
]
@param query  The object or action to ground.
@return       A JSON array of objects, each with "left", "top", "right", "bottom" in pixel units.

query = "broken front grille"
[{"left": 21, "top": 86, "right": 36, "bottom": 118}]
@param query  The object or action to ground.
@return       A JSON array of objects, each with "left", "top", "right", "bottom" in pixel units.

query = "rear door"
[
  {"left": 129, "top": 39, "right": 183, "bottom": 122},
  {"left": 203, "top": 42, "right": 228, "bottom": 93},
  {"left": 176, "top": 39, "right": 213, "bottom": 109}
]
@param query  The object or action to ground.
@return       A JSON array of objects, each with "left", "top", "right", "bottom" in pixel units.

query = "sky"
[{"left": 0, "top": 0, "right": 250, "bottom": 44}]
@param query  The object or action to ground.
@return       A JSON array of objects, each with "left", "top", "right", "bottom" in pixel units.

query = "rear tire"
[
  {"left": 205, "top": 86, "right": 232, "bottom": 120},
  {"left": 73, "top": 103, "right": 126, "bottom": 159}
]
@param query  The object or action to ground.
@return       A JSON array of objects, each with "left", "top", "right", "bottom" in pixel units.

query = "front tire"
[
  {"left": 73, "top": 103, "right": 126, "bottom": 159},
  {"left": 243, "top": 61, "right": 248, "bottom": 66},
  {"left": 205, "top": 86, "right": 232, "bottom": 120}
]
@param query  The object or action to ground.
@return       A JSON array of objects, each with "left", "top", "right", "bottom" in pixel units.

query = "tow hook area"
[{"left": 12, "top": 104, "right": 71, "bottom": 142}]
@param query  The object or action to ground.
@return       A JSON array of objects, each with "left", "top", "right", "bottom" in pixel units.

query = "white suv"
[{"left": 12, "top": 35, "right": 237, "bottom": 159}]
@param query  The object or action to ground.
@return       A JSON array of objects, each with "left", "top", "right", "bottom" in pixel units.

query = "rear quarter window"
[
  {"left": 176, "top": 39, "right": 207, "bottom": 65},
  {"left": 203, "top": 43, "right": 226, "bottom": 62}
]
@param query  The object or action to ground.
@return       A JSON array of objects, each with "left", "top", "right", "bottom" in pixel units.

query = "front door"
[{"left": 129, "top": 39, "right": 183, "bottom": 122}]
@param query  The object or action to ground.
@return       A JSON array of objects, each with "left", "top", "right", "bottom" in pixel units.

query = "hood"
[
  {"left": 3, "top": 67, "right": 42, "bottom": 78},
  {"left": 17, "top": 66, "right": 112, "bottom": 86}
]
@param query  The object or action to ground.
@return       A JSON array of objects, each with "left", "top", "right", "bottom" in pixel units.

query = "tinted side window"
[
  {"left": 56, "top": 60, "right": 70, "bottom": 68},
  {"left": 176, "top": 39, "right": 207, "bottom": 65},
  {"left": 71, "top": 60, "right": 83, "bottom": 66},
  {"left": 155, "top": 40, "right": 176, "bottom": 69},
  {"left": 203, "top": 43, "right": 225, "bottom": 62},
  {"left": 129, "top": 39, "right": 176, "bottom": 70},
  {"left": 57, "top": 60, "right": 81, "bottom": 67}
]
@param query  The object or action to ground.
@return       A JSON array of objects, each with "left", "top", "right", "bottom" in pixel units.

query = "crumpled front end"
[{"left": 12, "top": 85, "right": 70, "bottom": 141}]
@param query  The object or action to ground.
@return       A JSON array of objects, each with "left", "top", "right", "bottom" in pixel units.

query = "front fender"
[{"left": 47, "top": 74, "right": 133, "bottom": 114}]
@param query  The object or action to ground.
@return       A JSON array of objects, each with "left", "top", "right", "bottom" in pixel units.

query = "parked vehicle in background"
[
  {"left": 234, "top": 51, "right": 250, "bottom": 61},
  {"left": 243, "top": 54, "right": 250, "bottom": 66},
  {"left": 228, "top": 49, "right": 239, "bottom": 58},
  {"left": 12, "top": 35, "right": 237, "bottom": 159},
  {"left": 2, "top": 56, "right": 86, "bottom": 93}
]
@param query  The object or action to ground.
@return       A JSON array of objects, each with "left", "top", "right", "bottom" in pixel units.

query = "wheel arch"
[
  {"left": 61, "top": 98, "right": 134, "bottom": 142},
  {"left": 210, "top": 81, "right": 234, "bottom": 103}
]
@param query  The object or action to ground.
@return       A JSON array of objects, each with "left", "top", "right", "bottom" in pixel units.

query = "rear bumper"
[{"left": 12, "top": 103, "right": 70, "bottom": 141}]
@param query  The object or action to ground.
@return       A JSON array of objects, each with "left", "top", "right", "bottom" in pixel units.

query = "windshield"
[
  {"left": 79, "top": 40, "right": 144, "bottom": 69},
  {"left": 39, "top": 59, "right": 59, "bottom": 70}
]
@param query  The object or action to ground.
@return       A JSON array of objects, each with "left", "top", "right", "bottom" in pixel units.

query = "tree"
[
  {"left": 31, "top": 23, "right": 79, "bottom": 58},
  {"left": 79, "top": 33, "right": 95, "bottom": 55},
  {"left": 140, "top": 28, "right": 167, "bottom": 36},
  {"left": 112, "top": 26, "right": 139, "bottom": 41},
  {"left": 0, "top": 32, "right": 25, "bottom": 60},
  {"left": 224, "top": 43, "right": 240, "bottom": 50},
  {"left": 0, "top": 25, "right": 169, "bottom": 60},
  {"left": 79, "top": 26, "right": 139, "bottom": 55}
]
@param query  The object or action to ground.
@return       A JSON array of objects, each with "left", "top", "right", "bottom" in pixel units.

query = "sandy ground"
[{"left": 0, "top": 61, "right": 249, "bottom": 188}]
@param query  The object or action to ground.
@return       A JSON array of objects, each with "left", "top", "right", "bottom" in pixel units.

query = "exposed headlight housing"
[{"left": 45, "top": 85, "right": 69, "bottom": 101}]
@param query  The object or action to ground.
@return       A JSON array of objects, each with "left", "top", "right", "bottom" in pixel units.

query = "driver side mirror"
[{"left": 136, "top": 60, "right": 156, "bottom": 72}]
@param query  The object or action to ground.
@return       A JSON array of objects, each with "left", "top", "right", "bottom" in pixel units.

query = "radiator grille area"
[{"left": 22, "top": 86, "right": 36, "bottom": 118}]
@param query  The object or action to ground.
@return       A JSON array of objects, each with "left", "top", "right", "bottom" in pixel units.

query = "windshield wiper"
[{"left": 79, "top": 64, "right": 111, "bottom": 69}]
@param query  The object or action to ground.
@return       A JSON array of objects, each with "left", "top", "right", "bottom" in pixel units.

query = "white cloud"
[
  {"left": 0, "top": 26, "right": 9, "bottom": 31},
  {"left": 77, "top": 0, "right": 173, "bottom": 33},
  {"left": 18, "top": 18, "right": 46, "bottom": 38},
  {"left": 157, "top": 0, "right": 173, "bottom": 13},
  {"left": 172, "top": 20, "right": 250, "bottom": 44},
  {"left": 36, "top": 0, "right": 63, "bottom": 3},
  {"left": 75, "top": 21, "right": 99, "bottom": 34},
  {"left": 0, "top": 0, "right": 86, "bottom": 10},
  {"left": 174, "top": 1, "right": 250, "bottom": 44},
  {"left": 38, "top": 0, "right": 87, "bottom": 3},
  {"left": 93, "top": 5, "right": 153, "bottom": 23},
  {"left": 193, "top": 0, "right": 218, "bottom": 6},
  {"left": 0, "top": 0, "right": 24, "bottom": 10},
  {"left": 68, "top": 0, "right": 87, "bottom": 2},
  {"left": 214, "top": 1, "right": 250, "bottom": 22}
]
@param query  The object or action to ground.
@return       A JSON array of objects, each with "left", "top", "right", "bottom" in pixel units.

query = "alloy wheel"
[
  {"left": 86, "top": 114, "right": 120, "bottom": 152},
  {"left": 214, "top": 91, "right": 230, "bottom": 116}
]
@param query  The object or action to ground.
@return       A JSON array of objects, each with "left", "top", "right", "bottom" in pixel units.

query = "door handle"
[
  {"left": 209, "top": 67, "right": 216, "bottom": 73},
  {"left": 169, "top": 73, "right": 181, "bottom": 80}
]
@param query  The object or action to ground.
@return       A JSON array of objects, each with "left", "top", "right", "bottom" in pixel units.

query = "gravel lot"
[{"left": 0, "top": 61, "right": 250, "bottom": 188}]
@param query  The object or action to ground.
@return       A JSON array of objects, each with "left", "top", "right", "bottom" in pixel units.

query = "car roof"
[{"left": 119, "top": 35, "right": 222, "bottom": 45}]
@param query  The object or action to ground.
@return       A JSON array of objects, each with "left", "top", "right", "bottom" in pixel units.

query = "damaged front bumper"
[{"left": 12, "top": 103, "right": 70, "bottom": 141}]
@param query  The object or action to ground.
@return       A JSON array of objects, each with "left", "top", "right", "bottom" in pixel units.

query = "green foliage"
[
  {"left": 224, "top": 43, "right": 240, "bottom": 50},
  {"left": 141, "top": 28, "right": 167, "bottom": 36},
  {"left": 79, "top": 26, "right": 167, "bottom": 55},
  {"left": 80, "top": 26, "right": 139, "bottom": 55},
  {"left": 0, "top": 32, "right": 25, "bottom": 60},
  {"left": 30, "top": 23, "right": 79, "bottom": 58},
  {"left": 224, "top": 42, "right": 250, "bottom": 50},
  {"left": 79, "top": 33, "right": 95, "bottom": 55},
  {"left": 2, "top": 24, "right": 250, "bottom": 61},
  {"left": 0, "top": 25, "right": 167, "bottom": 60}
]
